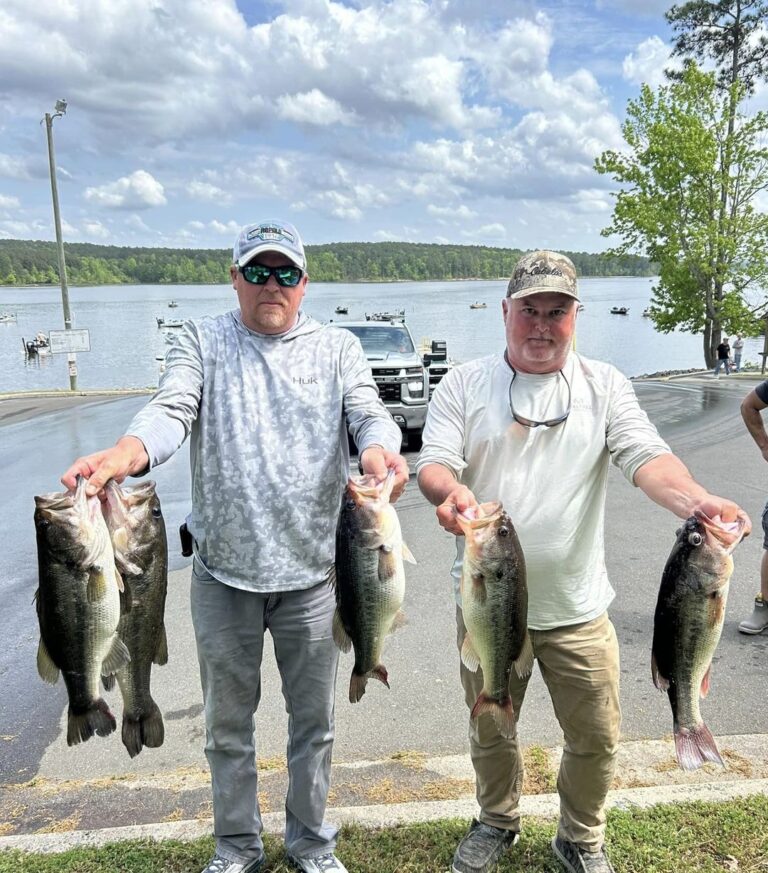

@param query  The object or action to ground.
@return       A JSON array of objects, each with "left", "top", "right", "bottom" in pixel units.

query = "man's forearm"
[
  {"left": 742, "top": 405, "right": 768, "bottom": 453},
  {"left": 417, "top": 462, "right": 460, "bottom": 506},
  {"left": 633, "top": 453, "right": 710, "bottom": 519}
]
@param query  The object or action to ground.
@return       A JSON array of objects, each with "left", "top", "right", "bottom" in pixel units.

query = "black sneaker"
[
  {"left": 451, "top": 818, "right": 519, "bottom": 873},
  {"left": 551, "top": 836, "right": 616, "bottom": 873}
]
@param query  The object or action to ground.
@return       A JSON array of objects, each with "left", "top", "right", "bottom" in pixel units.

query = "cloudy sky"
[{"left": 0, "top": 0, "right": 763, "bottom": 253}]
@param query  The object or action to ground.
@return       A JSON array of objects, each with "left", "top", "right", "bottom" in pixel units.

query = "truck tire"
[{"left": 405, "top": 430, "right": 422, "bottom": 452}]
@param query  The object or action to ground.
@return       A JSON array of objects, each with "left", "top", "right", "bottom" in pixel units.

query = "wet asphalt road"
[{"left": 2, "top": 376, "right": 767, "bottom": 787}]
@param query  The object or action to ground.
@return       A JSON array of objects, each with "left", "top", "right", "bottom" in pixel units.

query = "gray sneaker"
[
  {"left": 552, "top": 836, "right": 615, "bottom": 873},
  {"left": 739, "top": 595, "right": 768, "bottom": 634},
  {"left": 287, "top": 853, "right": 349, "bottom": 873},
  {"left": 201, "top": 854, "right": 264, "bottom": 873},
  {"left": 451, "top": 819, "right": 519, "bottom": 873}
]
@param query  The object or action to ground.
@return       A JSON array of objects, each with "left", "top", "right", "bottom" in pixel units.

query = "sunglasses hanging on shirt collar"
[{"left": 507, "top": 363, "right": 572, "bottom": 429}]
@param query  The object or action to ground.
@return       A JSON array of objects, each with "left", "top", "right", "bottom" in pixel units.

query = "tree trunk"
[{"left": 704, "top": 320, "right": 715, "bottom": 369}]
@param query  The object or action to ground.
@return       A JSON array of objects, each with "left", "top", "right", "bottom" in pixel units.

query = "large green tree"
[
  {"left": 595, "top": 65, "right": 768, "bottom": 367},
  {"left": 666, "top": 1, "right": 768, "bottom": 95}
]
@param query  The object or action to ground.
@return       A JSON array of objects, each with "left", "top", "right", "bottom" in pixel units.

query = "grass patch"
[
  {"left": 2, "top": 796, "right": 768, "bottom": 871},
  {"left": 523, "top": 745, "right": 557, "bottom": 794}
]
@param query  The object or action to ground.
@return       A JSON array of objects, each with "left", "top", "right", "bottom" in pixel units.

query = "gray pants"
[{"left": 191, "top": 560, "right": 340, "bottom": 864}]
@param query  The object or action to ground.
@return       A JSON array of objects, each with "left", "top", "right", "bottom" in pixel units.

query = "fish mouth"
[
  {"left": 347, "top": 469, "right": 395, "bottom": 504},
  {"left": 457, "top": 501, "right": 503, "bottom": 529},
  {"left": 694, "top": 510, "right": 746, "bottom": 554}
]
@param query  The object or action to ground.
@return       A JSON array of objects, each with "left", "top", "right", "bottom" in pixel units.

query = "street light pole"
[{"left": 43, "top": 99, "right": 77, "bottom": 391}]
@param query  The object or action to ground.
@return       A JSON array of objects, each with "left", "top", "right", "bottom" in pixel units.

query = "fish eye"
[
  {"left": 688, "top": 532, "right": 703, "bottom": 546},
  {"left": 151, "top": 506, "right": 162, "bottom": 518},
  {"left": 498, "top": 526, "right": 509, "bottom": 537},
  {"left": 345, "top": 498, "right": 356, "bottom": 510}
]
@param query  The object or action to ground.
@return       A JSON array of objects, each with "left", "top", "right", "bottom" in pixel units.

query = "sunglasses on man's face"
[{"left": 239, "top": 263, "right": 304, "bottom": 287}]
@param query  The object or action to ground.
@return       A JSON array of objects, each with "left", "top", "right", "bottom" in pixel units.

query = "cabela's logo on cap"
[
  {"left": 247, "top": 224, "right": 296, "bottom": 244},
  {"left": 528, "top": 263, "right": 564, "bottom": 277}
]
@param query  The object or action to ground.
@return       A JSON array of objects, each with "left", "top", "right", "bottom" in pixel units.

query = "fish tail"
[
  {"left": 674, "top": 721, "right": 724, "bottom": 771},
  {"left": 122, "top": 702, "right": 165, "bottom": 758},
  {"left": 471, "top": 693, "right": 515, "bottom": 739},
  {"left": 66, "top": 698, "right": 116, "bottom": 746},
  {"left": 348, "top": 665, "right": 389, "bottom": 703}
]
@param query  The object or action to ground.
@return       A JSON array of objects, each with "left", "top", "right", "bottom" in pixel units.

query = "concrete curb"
[{"left": 3, "top": 777, "right": 768, "bottom": 855}]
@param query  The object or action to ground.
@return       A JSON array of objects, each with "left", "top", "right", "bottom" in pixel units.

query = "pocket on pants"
[{"left": 192, "top": 556, "right": 218, "bottom": 585}]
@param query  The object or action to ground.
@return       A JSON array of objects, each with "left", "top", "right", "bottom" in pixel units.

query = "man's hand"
[
  {"left": 690, "top": 495, "right": 752, "bottom": 537},
  {"left": 436, "top": 484, "right": 479, "bottom": 536},
  {"left": 359, "top": 446, "right": 410, "bottom": 502},
  {"left": 61, "top": 436, "right": 149, "bottom": 498}
]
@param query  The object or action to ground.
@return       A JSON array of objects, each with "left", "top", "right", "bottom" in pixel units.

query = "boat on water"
[
  {"left": 168, "top": 300, "right": 179, "bottom": 308},
  {"left": 365, "top": 309, "right": 405, "bottom": 322},
  {"left": 469, "top": 302, "right": 487, "bottom": 309},
  {"left": 610, "top": 306, "right": 629, "bottom": 315},
  {"left": 335, "top": 305, "right": 349, "bottom": 314},
  {"left": 642, "top": 308, "right": 652, "bottom": 317},
  {"left": 23, "top": 332, "right": 50, "bottom": 356},
  {"left": 156, "top": 316, "right": 184, "bottom": 328},
  {"left": 0, "top": 312, "right": 17, "bottom": 323}
]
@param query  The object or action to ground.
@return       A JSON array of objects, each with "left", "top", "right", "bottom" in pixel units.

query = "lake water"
[{"left": 0, "top": 277, "right": 761, "bottom": 393}]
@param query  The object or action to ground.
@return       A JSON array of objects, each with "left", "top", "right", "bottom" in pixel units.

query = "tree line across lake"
[{"left": 0, "top": 239, "right": 654, "bottom": 287}]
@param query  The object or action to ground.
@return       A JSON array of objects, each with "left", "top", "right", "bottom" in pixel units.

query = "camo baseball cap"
[
  {"left": 506, "top": 250, "right": 579, "bottom": 301},
  {"left": 233, "top": 220, "right": 306, "bottom": 271}
]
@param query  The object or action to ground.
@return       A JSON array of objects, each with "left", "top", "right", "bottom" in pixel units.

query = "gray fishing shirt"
[{"left": 127, "top": 310, "right": 401, "bottom": 593}]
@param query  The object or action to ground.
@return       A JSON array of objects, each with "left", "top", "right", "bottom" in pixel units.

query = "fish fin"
[
  {"left": 102, "top": 635, "right": 131, "bottom": 676},
  {"left": 390, "top": 609, "right": 408, "bottom": 631},
  {"left": 700, "top": 665, "right": 712, "bottom": 699},
  {"left": 153, "top": 624, "right": 169, "bottom": 666},
  {"left": 401, "top": 542, "right": 417, "bottom": 565},
  {"left": 371, "top": 664, "right": 389, "bottom": 688},
  {"left": 349, "top": 665, "right": 389, "bottom": 704},
  {"left": 66, "top": 698, "right": 116, "bottom": 746},
  {"left": 86, "top": 567, "right": 109, "bottom": 602},
  {"left": 102, "top": 673, "right": 116, "bottom": 692},
  {"left": 332, "top": 610, "right": 352, "bottom": 653},
  {"left": 460, "top": 634, "right": 481, "bottom": 673},
  {"left": 114, "top": 566, "right": 125, "bottom": 594},
  {"left": 349, "top": 671, "right": 367, "bottom": 703},
  {"left": 674, "top": 722, "right": 724, "bottom": 771},
  {"left": 471, "top": 693, "right": 515, "bottom": 739},
  {"left": 514, "top": 632, "right": 534, "bottom": 679},
  {"left": 122, "top": 701, "right": 164, "bottom": 758},
  {"left": 651, "top": 653, "right": 670, "bottom": 691},
  {"left": 36, "top": 637, "right": 60, "bottom": 685}
]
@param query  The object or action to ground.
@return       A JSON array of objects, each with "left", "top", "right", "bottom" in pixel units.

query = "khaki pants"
[{"left": 456, "top": 607, "right": 621, "bottom": 850}]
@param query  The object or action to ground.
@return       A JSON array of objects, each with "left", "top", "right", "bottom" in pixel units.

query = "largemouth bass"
[
  {"left": 652, "top": 511, "right": 746, "bottom": 770},
  {"left": 458, "top": 502, "right": 532, "bottom": 738},
  {"left": 103, "top": 479, "right": 169, "bottom": 758},
  {"left": 333, "top": 470, "right": 416, "bottom": 703},
  {"left": 34, "top": 476, "right": 129, "bottom": 746}
]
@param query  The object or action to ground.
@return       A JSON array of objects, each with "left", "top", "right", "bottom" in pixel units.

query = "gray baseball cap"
[
  {"left": 506, "top": 250, "right": 579, "bottom": 301},
  {"left": 233, "top": 220, "right": 306, "bottom": 271}
]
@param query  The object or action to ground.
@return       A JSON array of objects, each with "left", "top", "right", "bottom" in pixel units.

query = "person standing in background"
[
  {"left": 733, "top": 335, "right": 744, "bottom": 372},
  {"left": 714, "top": 337, "right": 731, "bottom": 377}
]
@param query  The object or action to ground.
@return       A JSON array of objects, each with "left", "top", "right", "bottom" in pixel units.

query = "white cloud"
[
  {"left": 276, "top": 90, "right": 357, "bottom": 126},
  {"left": 623, "top": 36, "right": 677, "bottom": 88},
  {"left": 0, "top": 152, "right": 34, "bottom": 180},
  {"left": 83, "top": 219, "right": 110, "bottom": 238},
  {"left": 188, "top": 180, "right": 232, "bottom": 203},
  {"left": 0, "top": 193, "right": 20, "bottom": 209},
  {"left": 462, "top": 222, "right": 506, "bottom": 241},
  {"left": 209, "top": 219, "right": 240, "bottom": 235},
  {"left": 427, "top": 204, "right": 478, "bottom": 221},
  {"left": 125, "top": 214, "right": 153, "bottom": 232},
  {"left": 84, "top": 170, "right": 167, "bottom": 210}
]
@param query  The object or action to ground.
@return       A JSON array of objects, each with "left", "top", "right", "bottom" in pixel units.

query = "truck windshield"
[{"left": 342, "top": 325, "right": 415, "bottom": 355}]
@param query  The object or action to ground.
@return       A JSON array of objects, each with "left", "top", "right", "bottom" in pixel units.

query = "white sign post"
[{"left": 48, "top": 329, "right": 90, "bottom": 354}]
